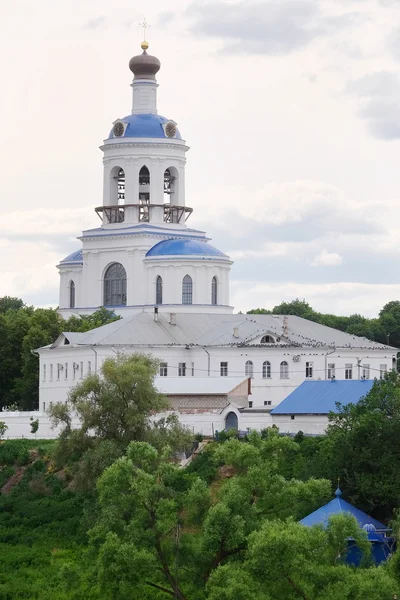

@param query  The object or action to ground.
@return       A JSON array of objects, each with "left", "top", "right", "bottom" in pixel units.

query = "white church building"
[{"left": 35, "top": 42, "right": 396, "bottom": 437}]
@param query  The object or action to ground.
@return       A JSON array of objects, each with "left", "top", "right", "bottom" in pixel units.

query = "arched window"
[
  {"left": 211, "top": 276, "right": 218, "bottom": 305},
  {"left": 156, "top": 276, "right": 163, "bottom": 305},
  {"left": 262, "top": 361, "right": 271, "bottom": 379},
  {"left": 280, "top": 361, "right": 289, "bottom": 379},
  {"left": 117, "top": 168, "right": 125, "bottom": 203},
  {"left": 69, "top": 281, "right": 75, "bottom": 309},
  {"left": 182, "top": 275, "right": 193, "bottom": 304},
  {"left": 261, "top": 335, "right": 275, "bottom": 344},
  {"left": 139, "top": 166, "right": 150, "bottom": 222},
  {"left": 245, "top": 360, "right": 254, "bottom": 378},
  {"left": 104, "top": 263, "right": 127, "bottom": 306}
]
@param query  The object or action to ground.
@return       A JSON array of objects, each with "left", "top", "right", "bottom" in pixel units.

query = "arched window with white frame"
[
  {"left": 245, "top": 360, "right": 254, "bottom": 379},
  {"left": 156, "top": 275, "right": 163, "bottom": 305},
  {"left": 104, "top": 263, "right": 127, "bottom": 306},
  {"left": 182, "top": 275, "right": 193, "bottom": 304},
  {"left": 69, "top": 281, "right": 75, "bottom": 309},
  {"left": 280, "top": 361, "right": 289, "bottom": 379},
  {"left": 211, "top": 276, "right": 218, "bottom": 305},
  {"left": 262, "top": 361, "right": 271, "bottom": 379}
]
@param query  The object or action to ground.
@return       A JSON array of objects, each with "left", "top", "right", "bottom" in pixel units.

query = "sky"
[{"left": 1, "top": 0, "right": 400, "bottom": 317}]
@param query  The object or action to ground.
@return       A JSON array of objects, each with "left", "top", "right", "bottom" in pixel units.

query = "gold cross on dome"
[{"left": 139, "top": 18, "right": 150, "bottom": 42}]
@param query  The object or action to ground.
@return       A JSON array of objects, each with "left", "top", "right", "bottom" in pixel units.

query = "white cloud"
[{"left": 311, "top": 249, "right": 344, "bottom": 266}]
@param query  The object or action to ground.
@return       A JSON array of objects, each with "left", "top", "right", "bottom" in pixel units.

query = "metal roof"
[
  {"left": 271, "top": 380, "right": 374, "bottom": 415},
  {"left": 300, "top": 488, "right": 388, "bottom": 532},
  {"left": 59, "top": 249, "right": 83, "bottom": 264},
  {"left": 154, "top": 377, "right": 247, "bottom": 395},
  {"left": 107, "top": 113, "right": 182, "bottom": 140},
  {"left": 54, "top": 312, "right": 394, "bottom": 351},
  {"left": 146, "top": 239, "right": 227, "bottom": 258}
]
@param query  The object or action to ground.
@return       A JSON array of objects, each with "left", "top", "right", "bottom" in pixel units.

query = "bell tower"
[{"left": 97, "top": 41, "right": 191, "bottom": 227}]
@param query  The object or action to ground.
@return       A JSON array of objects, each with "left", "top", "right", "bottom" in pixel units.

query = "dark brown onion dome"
[{"left": 129, "top": 42, "right": 161, "bottom": 80}]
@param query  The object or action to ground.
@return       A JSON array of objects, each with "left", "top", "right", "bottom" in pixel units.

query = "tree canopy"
[
  {"left": 0, "top": 298, "right": 119, "bottom": 410},
  {"left": 50, "top": 353, "right": 192, "bottom": 489}
]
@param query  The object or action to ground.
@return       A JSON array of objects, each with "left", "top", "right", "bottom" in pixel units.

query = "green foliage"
[
  {"left": 88, "top": 434, "right": 333, "bottom": 599},
  {"left": 30, "top": 417, "right": 39, "bottom": 435},
  {"left": 247, "top": 298, "right": 393, "bottom": 346},
  {"left": 50, "top": 354, "right": 191, "bottom": 489},
  {"left": 0, "top": 299, "right": 119, "bottom": 410},
  {"left": 0, "top": 421, "right": 8, "bottom": 439}
]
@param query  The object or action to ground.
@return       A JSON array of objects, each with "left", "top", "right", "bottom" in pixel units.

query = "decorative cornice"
[{"left": 100, "top": 141, "right": 190, "bottom": 152}]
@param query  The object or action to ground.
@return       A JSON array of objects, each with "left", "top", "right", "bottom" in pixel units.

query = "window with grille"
[
  {"left": 160, "top": 363, "right": 168, "bottom": 377},
  {"left": 306, "top": 362, "right": 313, "bottom": 378},
  {"left": 345, "top": 364, "right": 352, "bottom": 380},
  {"left": 179, "top": 362, "right": 186, "bottom": 376},
  {"left": 211, "top": 276, "right": 218, "bottom": 305},
  {"left": 280, "top": 361, "right": 289, "bottom": 379},
  {"left": 156, "top": 276, "right": 163, "bottom": 305},
  {"left": 104, "top": 263, "right": 127, "bottom": 306},
  {"left": 245, "top": 360, "right": 254, "bottom": 378},
  {"left": 88, "top": 361, "right": 92, "bottom": 375},
  {"left": 380, "top": 364, "right": 387, "bottom": 379},
  {"left": 80, "top": 362, "right": 83, "bottom": 379},
  {"left": 327, "top": 363, "right": 335, "bottom": 379},
  {"left": 182, "top": 275, "right": 193, "bottom": 304},
  {"left": 50, "top": 364, "right": 53, "bottom": 381},
  {"left": 262, "top": 361, "right": 271, "bottom": 378},
  {"left": 220, "top": 362, "right": 228, "bottom": 376}
]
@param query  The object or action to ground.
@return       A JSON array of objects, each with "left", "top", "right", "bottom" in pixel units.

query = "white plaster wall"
[
  {"left": 38, "top": 344, "right": 396, "bottom": 416},
  {"left": 271, "top": 415, "right": 329, "bottom": 436}
]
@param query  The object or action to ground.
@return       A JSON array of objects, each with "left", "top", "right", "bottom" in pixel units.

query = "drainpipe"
[
  {"left": 203, "top": 347, "right": 211, "bottom": 376},
  {"left": 324, "top": 348, "right": 336, "bottom": 380},
  {"left": 91, "top": 346, "right": 98, "bottom": 373}
]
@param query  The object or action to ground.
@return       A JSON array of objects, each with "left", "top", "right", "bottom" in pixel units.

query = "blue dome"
[
  {"left": 108, "top": 114, "right": 182, "bottom": 140},
  {"left": 59, "top": 249, "right": 83, "bottom": 264},
  {"left": 146, "top": 239, "right": 227, "bottom": 258}
]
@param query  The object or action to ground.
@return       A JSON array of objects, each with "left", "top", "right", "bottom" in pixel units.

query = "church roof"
[
  {"left": 146, "top": 239, "right": 228, "bottom": 258},
  {"left": 107, "top": 114, "right": 182, "bottom": 140},
  {"left": 271, "top": 380, "right": 375, "bottom": 415},
  {"left": 300, "top": 488, "right": 388, "bottom": 533},
  {"left": 47, "top": 313, "right": 395, "bottom": 351},
  {"left": 59, "top": 249, "right": 83, "bottom": 265}
]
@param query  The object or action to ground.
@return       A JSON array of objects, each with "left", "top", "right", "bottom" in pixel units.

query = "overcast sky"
[{"left": 1, "top": 0, "right": 400, "bottom": 317}]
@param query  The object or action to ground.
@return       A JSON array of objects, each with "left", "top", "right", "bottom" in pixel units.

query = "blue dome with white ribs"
[
  {"left": 108, "top": 114, "right": 182, "bottom": 140},
  {"left": 146, "top": 239, "right": 228, "bottom": 258}
]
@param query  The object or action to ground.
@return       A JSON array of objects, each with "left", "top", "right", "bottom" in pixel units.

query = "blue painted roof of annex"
[{"left": 271, "top": 379, "right": 375, "bottom": 415}]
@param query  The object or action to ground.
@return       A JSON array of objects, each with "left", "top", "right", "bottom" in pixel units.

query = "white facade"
[
  {"left": 58, "top": 42, "right": 232, "bottom": 318},
  {"left": 33, "top": 43, "right": 399, "bottom": 438}
]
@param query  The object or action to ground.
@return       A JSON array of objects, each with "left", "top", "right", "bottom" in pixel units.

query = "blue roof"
[
  {"left": 271, "top": 379, "right": 374, "bottom": 415},
  {"left": 59, "top": 249, "right": 83, "bottom": 264},
  {"left": 146, "top": 239, "right": 228, "bottom": 258},
  {"left": 300, "top": 488, "right": 388, "bottom": 533},
  {"left": 107, "top": 114, "right": 182, "bottom": 140}
]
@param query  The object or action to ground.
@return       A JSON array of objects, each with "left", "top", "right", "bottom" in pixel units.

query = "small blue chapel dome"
[
  {"left": 107, "top": 114, "right": 182, "bottom": 140},
  {"left": 146, "top": 239, "right": 228, "bottom": 259}
]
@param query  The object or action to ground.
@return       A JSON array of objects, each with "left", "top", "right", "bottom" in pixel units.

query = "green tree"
[
  {"left": 50, "top": 354, "right": 190, "bottom": 489},
  {"left": 89, "top": 434, "right": 331, "bottom": 600},
  {"left": 318, "top": 371, "right": 400, "bottom": 518},
  {"left": 0, "top": 421, "right": 8, "bottom": 439},
  {"left": 0, "top": 296, "right": 25, "bottom": 313}
]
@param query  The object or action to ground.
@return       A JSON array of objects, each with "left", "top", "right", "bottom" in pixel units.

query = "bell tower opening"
[
  {"left": 139, "top": 165, "right": 150, "bottom": 222},
  {"left": 117, "top": 168, "right": 125, "bottom": 204}
]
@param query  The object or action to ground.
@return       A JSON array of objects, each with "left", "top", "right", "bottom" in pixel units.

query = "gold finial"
[{"left": 139, "top": 18, "right": 150, "bottom": 50}]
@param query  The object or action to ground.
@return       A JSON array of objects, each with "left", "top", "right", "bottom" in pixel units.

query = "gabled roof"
[
  {"left": 271, "top": 380, "right": 374, "bottom": 415},
  {"left": 41, "top": 313, "right": 395, "bottom": 351},
  {"left": 300, "top": 488, "right": 388, "bottom": 532}
]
